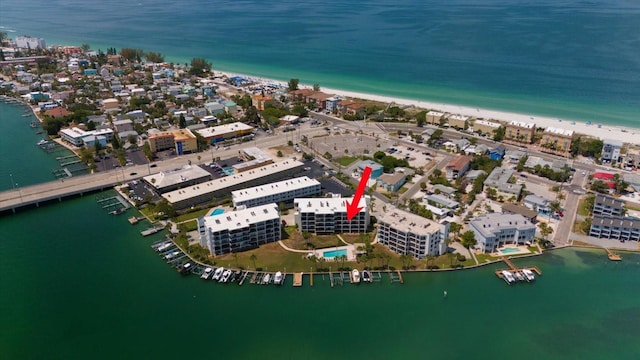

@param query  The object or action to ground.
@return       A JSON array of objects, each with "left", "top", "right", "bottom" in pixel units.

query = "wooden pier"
[
  {"left": 495, "top": 257, "right": 542, "bottom": 281},
  {"left": 238, "top": 271, "right": 250, "bottom": 286},
  {"left": 605, "top": 248, "right": 622, "bottom": 261},
  {"left": 310, "top": 272, "right": 314, "bottom": 287},
  {"left": 293, "top": 273, "right": 303, "bottom": 287},
  {"left": 396, "top": 270, "right": 404, "bottom": 284}
]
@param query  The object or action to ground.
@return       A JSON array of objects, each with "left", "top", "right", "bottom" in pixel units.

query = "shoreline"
[{"left": 214, "top": 70, "right": 640, "bottom": 145}]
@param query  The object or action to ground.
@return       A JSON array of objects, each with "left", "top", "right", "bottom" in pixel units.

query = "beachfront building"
[
  {"left": 588, "top": 217, "right": 640, "bottom": 242},
  {"left": 505, "top": 121, "right": 536, "bottom": 144},
  {"left": 541, "top": 127, "right": 574, "bottom": 152},
  {"left": 15, "top": 36, "right": 46, "bottom": 49},
  {"left": 148, "top": 128, "right": 197, "bottom": 155},
  {"left": 425, "top": 111, "right": 445, "bottom": 125},
  {"left": 198, "top": 203, "right": 281, "bottom": 255},
  {"left": 143, "top": 165, "right": 212, "bottom": 194},
  {"left": 376, "top": 206, "right": 448, "bottom": 258},
  {"left": 294, "top": 196, "right": 370, "bottom": 235},
  {"left": 468, "top": 213, "right": 536, "bottom": 253},
  {"left": 325, "top": 96, "right": 343, "bottom": 113},
  {"left": 601, "top": 139, "right": 623, "bottom": 164},
  {"left": 447, "top": 114, "right": 469, "bottom": 130},
  {"left": 59, "top": 127, "right": 114, "bottom": 147},
  {"left": 231, "top": 176, "right": 321, "bottom": 208},
  {"left": 195, "top": 122, "right": 253, "bottom": 144},
  {"left": 445, "top": 155, "right": 472, "bottom": 180},
  {"left": 484, "top": 166, "right": 523, "bottom": 200},
  {"left": 163, "top": 159, "right": 304, "bottom": 209},
  {"left": 472, "top": 119, "right": 501, "bottom": 136},
  {"left": 592, "top": 194, "right": 625, "bottom": 217}
]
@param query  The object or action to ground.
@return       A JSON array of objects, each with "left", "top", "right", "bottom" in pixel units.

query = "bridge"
[{"left": 0, "top": 165, "right": 142, "bottom": 214}]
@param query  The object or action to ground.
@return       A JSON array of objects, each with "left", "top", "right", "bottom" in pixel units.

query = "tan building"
[
  {"left": 148, "top": 128, "right": 198, "bottom": 155},
  {"left": 103, "top": 98, "right": 119, "bottom": 111},
  {"left": 472, "top": 119, "right": 501, "bottom": 136},
  {"left": 541, "top": 127, "right": 574, "bottom": 151},
  {"left": 505, "top": 121, "right": 536, "bottom": 143},
  {"left": 447, "top": 114, "right": 470, "bottom": 129},
  {"left": 426, "top": 110, "right": 445, "bottom": 125},
  {"left": 251, "top": 94, "right": 276, "bottom": 111}
]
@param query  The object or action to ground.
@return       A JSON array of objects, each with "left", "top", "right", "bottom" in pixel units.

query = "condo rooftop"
[
  {"left": 202, "top": 203, "right": 280, "bottom": 232},
  {"left": 232, "top": 176, "right": 320, "bottom": 203}
]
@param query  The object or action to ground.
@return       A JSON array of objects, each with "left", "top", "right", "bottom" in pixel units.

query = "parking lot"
[{"left": 310, "top": 133, "right": 392, "bottom": 159}]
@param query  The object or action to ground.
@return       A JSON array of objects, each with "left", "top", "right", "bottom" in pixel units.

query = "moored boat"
[
  {"left": 263, "top": 273, "right": 271, "bottom": 284},
  {"left": 201, "top": 267, "right": 213, "bottom": 279},
  {"left": 514, "top": 271, "right": 525, "bottom": 282},
  {"left": 220, "top": 269, "right": 232, "bottom": 283},
  {"left": 274, "top": 271, "right": 283, "bottom": 285},
  {"left": 212, "top": 267, "right": 224, "bottom": 281},
  {"left": 352, "top": 269, "right": 361, "bottom": 284},
  {"left": 501, "top": 270, "right": 515, "bottom": 284},
  {"left": 179, "top": 262, "right": 192, "bottom": 275},
  {"left": 522, "top": 269, "right": 536, "bottom": 281},
  {"left": 362, "top": 269, "right": 371, "bottom": 283}
]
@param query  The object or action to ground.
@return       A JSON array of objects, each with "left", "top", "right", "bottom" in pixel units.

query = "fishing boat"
[
  {"left": 201, "top": 267, "right": 213, "bottom": 280},
  {"left": 362, "top": 269, "right": 371, "bottom": 283},
  {"left": 37, "top": 139, "right": 48, "bottom": 146},
  {"left": 274, "top": 271, "right": 283, "bottom": 285},
  {"left": 262, "top": 273, "right": 271, "bottom": 284},
  {"left": 351, "top": 269, "right": 361, "bottom": 284},
  {"left": 164, "top": 251, "right": 179, "bottom": 260},
  {"left": 212, "top": 267, "right": 224, "bottom": 281}
]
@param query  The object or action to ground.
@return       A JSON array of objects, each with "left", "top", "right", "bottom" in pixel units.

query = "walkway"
[{"left": 277, "top": 240, "right": 311, "bottom": 253}]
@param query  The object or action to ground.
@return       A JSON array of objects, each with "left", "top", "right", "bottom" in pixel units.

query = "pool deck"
[{"left": 494, "top": 245, "right": 531, "bottom": 257}]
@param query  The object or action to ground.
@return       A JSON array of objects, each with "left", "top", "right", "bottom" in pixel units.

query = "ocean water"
[{"left": 2, "top": 0, "right": 639, "bottom": 126}]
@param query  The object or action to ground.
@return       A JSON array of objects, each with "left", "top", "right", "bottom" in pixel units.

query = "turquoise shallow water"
[{"left": 1, "top": 0, "right": 639, "bottom": 126}]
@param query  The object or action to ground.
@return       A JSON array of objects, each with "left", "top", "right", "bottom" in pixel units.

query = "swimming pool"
[
  {"left": 322, "top": 249, "right": 347, "bottom": 259},
  {"left": 499, "top": 247, "right": 521, "bottom": 254},
  {"left": 211, "top": 209, "right": 225, "bottom": 216},
  {"left": 222, "top": 168, "right": 234, "bottom": 175}
]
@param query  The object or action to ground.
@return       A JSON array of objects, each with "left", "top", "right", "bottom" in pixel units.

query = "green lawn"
[
  {"left": 577, "top": 195, "right": 594, "bottom": 216},
  {"left": 336, "top": 156, "right": 359, "bottom": 166},
  {"left": 475, "top": 253, "right": 500, "bottom": 264},
  {"left": 173, "top": 208, "right": 210, "bottom": 223}
]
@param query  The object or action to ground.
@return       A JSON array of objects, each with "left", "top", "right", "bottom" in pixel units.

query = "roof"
[
  {"left": 424, "top": 194, "right": 458, "bottom": 209},
  {"left": 544, "top": 127, "right": 574, "bottom": 137},
  {"left": 474, "top": 119, "right": 501, "bottom": 128},
  {"left": 202, "top": 203, "right": 280, "bottom": 232},
  {"left": 149, "top": 128, "right": 196, "bottom": 142},
  {"left": 508, "top": 121, "right": 535, "bottom": 129},
  {"left": 357, "top": 160, "right": 383, "bottom": 171},
  {"left": 294, "top": 196, "right": 368, "bottom": 215},
  {"left": 45, "top": 107, "right": 71, "bottom": 118},
  {"left": 377, "top": 172, "right": 406, "bottom": 186},
  {"left": 448, "top": 114, "right": 469, "bottom": 121},
  {"left": 603, "top": 139, "right": 623, "bottom": 147},
  {"left": 484, "top": 167, "right": 514, "bottom": 187},
  {"left": 446, "top": 155, "right": 472, "bottom": 171},
  {"left": 427, "top": 110, "right": 444, "bottom": 117},
  {"left": 163, "top": 159, "right": 304, "bottom": 203},
  {"left": 524, "top": 194, "right": 549, "bottom": 206},
  {"left": 501, "top": 203, "right": 539, "bottom": 219},
  {"left": 594, "top": 194, "right": 624, "bottom": 209},
  {"left": 232, "top": 176, "right": 320, "bottom": 203},
  {"left": 143, "top": 165, "right": 212, "bottom": 191},
  {"left": 377, "top": 206, "right": 444, "bottom": 235},
  {"left": 433, "top": 184, "right": 457, "bottom": 195},
  {"left": 195, "top": 122, "right": 253, "bottom": 138}
]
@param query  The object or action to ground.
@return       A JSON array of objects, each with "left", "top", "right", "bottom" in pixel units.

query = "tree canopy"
[
  {"left": 288, "top": 78, "right": 299, "bottom": 92},
  {"left": 189, "top": 57, "right": 212, "bottom": 76}
]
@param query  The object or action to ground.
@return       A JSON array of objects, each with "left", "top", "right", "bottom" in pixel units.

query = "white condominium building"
[
  {"left": 294, "top": 196, "right": 370, "bottom": 234},
  {"left": 232, "top": 176, "right": 321, "bottom": 208},
  {"left": 198, "top": 203, "right": 281, "bottom": 255},
  {"left": 377, "top": 207, "right": 448, "bottom": 258},
  {"left": 468, "top": 213, "right": 536, "bottom": 253}
]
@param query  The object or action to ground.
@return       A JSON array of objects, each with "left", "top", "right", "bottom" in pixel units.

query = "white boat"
[
  {"left": 201, "top": 267, "right": 213, "bottom": 280},
  {"left": 352, "top": 269, "right": 361, "bottom": 283},
  {"left": 274, "top": 271, "right": 283, "bottom": 285},
  {"left": 179, "top": 263, "right": 192, "bottom": 275},
  {"left": 220, "top": 269, "right": 232, "bottom": 283},
  {"left": 522, "top": 269, "right": 536, "bottom": 281},
  {"left": 36, "top": 139, "right": 48, "bottom": 145},
  {"left": 156, "top": 242, "right": 172, "bottom": 252},
  {"left": 514, "top": 271, "right": 525, "bottom": 282},
  {"left": 362, "top": 269, "right": 371, "bottom": 283},
  {"left": 263, "top": 273, "right": 271, "bottom": 284},
  {"left": 164, "top": 251, "right": 179, "bottom": 260},
  {"left": 501, "top": 270, "right": 515, "bottom": 284},
  {"left": 212, "top": 267, "right": 224, "bottom": 281}
]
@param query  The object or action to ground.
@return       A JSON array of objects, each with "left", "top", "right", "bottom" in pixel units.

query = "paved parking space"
[{"left": 311, "top": 133, "right": 392, "bottom": 159}]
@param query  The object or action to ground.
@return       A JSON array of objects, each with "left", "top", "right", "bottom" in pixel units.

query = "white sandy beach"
[{"left": 215, "top": 71, "right": 638, "bottom": 145}]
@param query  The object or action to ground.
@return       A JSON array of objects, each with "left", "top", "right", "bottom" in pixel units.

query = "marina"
[
  {"left": 141, "top": 225, "right": 165, "bottom": 236},
  {"left": 495, "top": 257, "right": 542, "bottom": 285},
  {"left": 96, "top": 194, "right": 130, "bottom": 214}
]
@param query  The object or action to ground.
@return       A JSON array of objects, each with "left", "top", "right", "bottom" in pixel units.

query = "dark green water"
[{"left": 1, "top": 194, "right": 640, "bottom": 359}]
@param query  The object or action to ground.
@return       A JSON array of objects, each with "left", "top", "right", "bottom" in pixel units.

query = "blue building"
[
  {"left": 357, "top": 160, "right": 384, "bottom": 179},
  {"left": 84, "top": 69, "right": 98, "bottom": 76},
  {"left": 489, "top": 145, "right": 506, "bottom": 160}
]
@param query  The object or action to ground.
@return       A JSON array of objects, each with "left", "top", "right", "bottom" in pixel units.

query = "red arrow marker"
[{"left": 346, "top": 166, "right": 372, "bottom": 221}]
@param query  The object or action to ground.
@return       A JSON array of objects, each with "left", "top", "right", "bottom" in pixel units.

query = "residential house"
[
  {"left": 523, "top": 194, "right": 551, "bottom": 214},
  {"left": 488, "top": 145, "right": 506, "bottom": 160},
  {"left": 325, "top": 96, "right": 342, "bottom": 113},
  {"left": 501, "top": 203, "right": 538, "bottom": 224},
  {"left": 445, "top": 155, "right": 472, "bottom": 180},
  {"left": 484, "top": 166, "right": 522, "bottom": 200},
  {"left": 601, "top": 139, "right": 623, "bottom": 164},
  {"left": 356, "top": 160, "right": 384, "bottom": 179},
  {"left": 377, "top": 172, "right": 407, "bottom": 192}
]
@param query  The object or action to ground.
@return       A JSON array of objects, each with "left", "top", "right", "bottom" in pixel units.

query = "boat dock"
[
  {"left": 293, "top": 273, "right": 303, "bottom": 287},
  {"left": 495, "top": 257, "right": 542, "bottom": 284},
  {"left": 128, "top": 216, "right": 145, "bottom": 224},
  {"left": 309, "top": 272, "right": 313, "bottom": 286},
  {"left": 389, "top": 270, "right": 403, "bottom": 283},
  {"left": 141, "top": 226, "right": 164, "bottom": 236},
  {"left": 605, "top": 248, "right": 622, "bottom": 261}
]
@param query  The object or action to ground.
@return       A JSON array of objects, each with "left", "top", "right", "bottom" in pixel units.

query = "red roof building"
[
  {"left": 593, "top": 172, "right": 616, "bottom": 189},
  {"left": 45, "top": 107, "right": 72, "bottom": 118}
]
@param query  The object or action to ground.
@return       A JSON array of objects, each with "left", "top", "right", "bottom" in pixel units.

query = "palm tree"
[
  {"left": 249, "top": 254, "right": 257, "bottom": 270},
  {"left": 538, "top": 222, "right": 554, "bottom": 241}
]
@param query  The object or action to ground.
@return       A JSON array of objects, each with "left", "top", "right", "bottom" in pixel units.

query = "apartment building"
[
  {"left": 198, "top": 203, "right": 281, "bottom": 255},
  {"left": 541, "top": 127, "right": 574, "bottom": 151},
  {"left": 294, "top": 196, "right": 370, "bottom": 234},
  {"left": 505, "top": 121, "right": 536, "bottom": 144},
  {"left": 592, "top": 194, "right": 625, "bottom": 217},
  {"left": 376, "top": 207, "right": 448, "bottom": 258},
  {"left": 589, "top": 216, "right": 640, "bottom": 242},
  {"left": 232, "top": 176, "right": 321, "bottom": 208}
]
